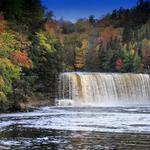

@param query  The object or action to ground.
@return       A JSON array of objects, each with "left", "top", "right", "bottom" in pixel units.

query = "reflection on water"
[
  {"left": 1, "top": 106, "right": 150, "bottom": 149},
  {"left": 1, "top": 127, "right": 150, "bottom": 150}
]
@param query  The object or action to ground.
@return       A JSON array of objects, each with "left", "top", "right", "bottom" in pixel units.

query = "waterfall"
[{"left": 56, "top": 72, "right": 150, "bottom": 106}]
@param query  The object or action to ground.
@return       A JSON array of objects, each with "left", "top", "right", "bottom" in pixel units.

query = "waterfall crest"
[{"left": 57, "top": 72, "right": 150, "bottom": 106}]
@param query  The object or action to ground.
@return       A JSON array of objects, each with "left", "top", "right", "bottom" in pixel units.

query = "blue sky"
[{"left": 42, "top": 0, "right": 137, "bottom": 22}]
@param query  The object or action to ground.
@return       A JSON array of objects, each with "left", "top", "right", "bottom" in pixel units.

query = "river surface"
[{"left": 1, "top": 106, "right": 150, "bottom": 149}]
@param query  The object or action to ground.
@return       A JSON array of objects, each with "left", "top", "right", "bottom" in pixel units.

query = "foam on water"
[{"left": 1, "top": 106, "right": 150, "bottom": 133}]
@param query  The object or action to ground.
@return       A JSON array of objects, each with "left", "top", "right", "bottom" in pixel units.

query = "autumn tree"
[
  {"left": 30, "top": 32, "right": 64, "bottom": 93},
  {"left": 0, "top": 17, "right": 32, "bottom": 111}
]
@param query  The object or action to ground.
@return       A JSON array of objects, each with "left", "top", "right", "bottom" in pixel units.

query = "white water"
[
  {"left": 1, "top": 107, "right": 150, "bottom": 133},
  {"left": 57, "top": 72, "right": 150, "bottom": 106}
]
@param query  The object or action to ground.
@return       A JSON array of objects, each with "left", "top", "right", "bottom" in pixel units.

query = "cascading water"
[{"left": 56, "top": 72, "right": 150, "bottom": 106}]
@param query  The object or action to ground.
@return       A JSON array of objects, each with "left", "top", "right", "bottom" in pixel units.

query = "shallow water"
[{"left": 1, "top": 106, "right": 150, "bottom": 149}]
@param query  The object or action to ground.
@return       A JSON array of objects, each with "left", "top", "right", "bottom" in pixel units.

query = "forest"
[{"left": 0, "top": 0, "right": 150, "bottom": 112}]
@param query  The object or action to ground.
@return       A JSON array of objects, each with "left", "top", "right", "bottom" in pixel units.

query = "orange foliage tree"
[
  {"left": 0, "top": 15, "right": 7, "bottom": 33},
  {"left": 13, "top": 51, "right": 32, "bottom": 68},
  {"left": 100, "top": 26, "right": 122, "bottom": 48}
]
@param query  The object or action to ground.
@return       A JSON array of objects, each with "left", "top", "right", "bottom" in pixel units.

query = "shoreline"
[{"left": 18, "top": 95, "right": 55, "bottom": 112}]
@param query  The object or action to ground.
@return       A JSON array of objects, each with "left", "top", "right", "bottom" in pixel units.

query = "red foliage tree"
[{"left": 116, "top": 58, "right": 124, "bottom": 70}]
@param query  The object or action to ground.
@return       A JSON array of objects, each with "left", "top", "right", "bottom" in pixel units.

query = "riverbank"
[{"left": 18, "top": 95, "right": 55, "bottom": 112}]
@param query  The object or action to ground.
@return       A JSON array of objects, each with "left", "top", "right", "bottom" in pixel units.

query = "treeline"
[
  {"left": 0, "top": 0, "right": 150, "bottom": 111},
  {"left": 61, "top": 0, "right": 150, "bottom": 72}
]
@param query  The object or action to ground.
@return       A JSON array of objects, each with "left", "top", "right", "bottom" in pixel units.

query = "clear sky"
[{"left": 42, "top": 0, "right": 137, "bottom": 22}]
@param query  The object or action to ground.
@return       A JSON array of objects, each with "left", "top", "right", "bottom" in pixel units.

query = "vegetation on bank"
[{"left": 0, "top": 0, "right": 150, "bottom": 112}]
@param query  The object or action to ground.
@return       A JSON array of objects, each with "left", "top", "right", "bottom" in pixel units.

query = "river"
[{"left": 1, "top": 106, "right": 150, "bottom": 149}]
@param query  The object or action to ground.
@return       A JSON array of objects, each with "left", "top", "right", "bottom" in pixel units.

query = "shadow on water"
[{"left": 1, "top": 125, "right": 150, "bottom": 150}]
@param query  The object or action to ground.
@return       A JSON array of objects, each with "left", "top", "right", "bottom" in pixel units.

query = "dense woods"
[{"left": 0, "top": 0, "right": 150, "bottom": 112}]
